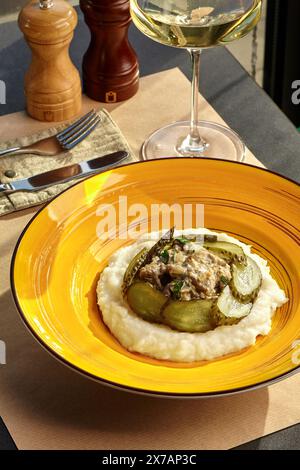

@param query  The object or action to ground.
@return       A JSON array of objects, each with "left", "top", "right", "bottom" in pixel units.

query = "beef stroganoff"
[{"left": 97, "top": 229, "right": 287, "bottom": 362}]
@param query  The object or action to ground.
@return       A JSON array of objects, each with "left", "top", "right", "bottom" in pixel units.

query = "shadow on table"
[{"left": 0, "top": 288, "right": 269, "bottom": 449}]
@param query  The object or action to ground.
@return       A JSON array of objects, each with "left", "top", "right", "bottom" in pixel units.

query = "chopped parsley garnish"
[
  {"left": 160, "top": 249, "right": 169, "bottom": 264},
  {"left": 220, "top": 276, "right": 229, "bottom": 286},
  {"left": 171, "top": 280, "right": 184, "bottom": 299},
  {"left": 175, "top": 236, "right": 196, "bottom": 246}
]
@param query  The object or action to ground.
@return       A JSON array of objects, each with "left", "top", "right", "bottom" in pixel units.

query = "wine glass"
[{"left": 130, "top": 0, "right": 262, "bottom": 161}]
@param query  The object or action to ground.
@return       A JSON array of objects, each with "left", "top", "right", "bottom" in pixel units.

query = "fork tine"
[
  {"left": 60, "top": 113, "right": 100, "bottom": 146},
  {"left": 62, "top": 116, "right": 102, "bottom": 151},
  {"left": 58, "top": 112, "right": 98, "bottom": 145},
  {"left": 56, "top": 110, "right": 96, "bottom": 141}
]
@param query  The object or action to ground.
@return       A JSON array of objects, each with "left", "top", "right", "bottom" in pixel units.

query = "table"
[{"left": 0, "top": 9, "right": 300, "bottom": 451}]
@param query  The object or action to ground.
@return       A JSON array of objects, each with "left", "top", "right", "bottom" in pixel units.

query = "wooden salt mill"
[
  {"left": 80, "top": 0, "right": 139, "bottom": 103},
  {"left": 19, "top": 0, "right": 82, "bottom": 122}
]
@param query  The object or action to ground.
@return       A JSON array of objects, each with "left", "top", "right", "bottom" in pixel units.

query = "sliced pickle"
[
  {"left": 127, "top": 281, "right": 167, "bottom": 323},
  {"left": 230, "top": 256, "right": 262, "bottom": 303},
  {"left": 122, "top": 228, "right": 175, "bottom": 294},
  {"left": 122, "top": 248, "right": 148, "bottom": 294},
  {"left": 174, "top": 233, "right": 218, "bottom": 246},
  {"left": 162, "top": 299, "right": 215, "bottom": 333},
  {"left": 203, "top": 241, "right": 246, "bottom": 264},
  {"left": 213, "top": 286, "right": 252, "bottom": 326},
  {"left": 204, "top": 234, "right": 218, "bottom": 243}
]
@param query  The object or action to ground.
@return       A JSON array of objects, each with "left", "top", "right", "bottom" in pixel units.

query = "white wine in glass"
[{"left": 130, "top": 0, "right": 262, "bottom": 161}]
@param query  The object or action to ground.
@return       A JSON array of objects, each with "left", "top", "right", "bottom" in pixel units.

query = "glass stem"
[
  {"left": 177, "top": 48, "right": 208, "bottom": 156},
  {"left": 190, "top": 48, "right": 202, "bottom": 142}
]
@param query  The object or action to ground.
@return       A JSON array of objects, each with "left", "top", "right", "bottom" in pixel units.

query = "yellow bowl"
[{"left": 11, "top": 158, "right": 300, "bottom": 397}]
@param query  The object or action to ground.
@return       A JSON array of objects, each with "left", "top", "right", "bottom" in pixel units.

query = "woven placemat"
[{"left": 0, "top": 109, "right": 135, "bottom": 215}]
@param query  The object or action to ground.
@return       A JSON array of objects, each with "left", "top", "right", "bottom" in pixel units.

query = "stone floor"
[{"left": 0, "top": 0, "right": 266, "bottom": 87}]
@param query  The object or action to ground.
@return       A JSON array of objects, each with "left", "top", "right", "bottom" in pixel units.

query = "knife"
[{"left": 0, "top": 151, "right": 129, "bottom": 194}]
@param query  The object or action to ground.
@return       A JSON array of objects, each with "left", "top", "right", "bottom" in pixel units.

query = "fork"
[{"left": 0, "top": 110, "right": 101, "bottom": 158}]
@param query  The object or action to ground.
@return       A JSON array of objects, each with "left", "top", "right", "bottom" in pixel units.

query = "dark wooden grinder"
[{"left": 80, "top": 0, "right": 139, "bottom": 103}]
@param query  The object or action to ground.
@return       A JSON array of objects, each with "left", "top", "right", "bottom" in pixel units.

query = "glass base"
[{"left": 141, "top": 121, "right": 245, "bottom": 162}]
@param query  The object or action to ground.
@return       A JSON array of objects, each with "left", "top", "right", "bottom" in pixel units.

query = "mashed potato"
[{"left": 97, "top": 229, "right": 287, "bottom": 362}]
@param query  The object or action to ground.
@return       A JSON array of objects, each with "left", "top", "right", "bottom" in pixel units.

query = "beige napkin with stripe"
[{"left": 0, "top": 109, "right": 135, "bottom": 216}]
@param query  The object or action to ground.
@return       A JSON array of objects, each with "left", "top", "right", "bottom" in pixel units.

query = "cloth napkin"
[{"left": 0, "top": 109, "right": 135, "bottom": 216}]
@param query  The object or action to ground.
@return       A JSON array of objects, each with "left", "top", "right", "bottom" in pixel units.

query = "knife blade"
[{"left": 0, "top": 151, "right": 129, "bottom": 194}]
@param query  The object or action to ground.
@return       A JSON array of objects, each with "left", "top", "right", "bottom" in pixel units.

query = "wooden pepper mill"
[
  {"left": 80, "top": 0, "right": 139, "bottom": 103},
  {"left": 19, "top": 0, "right": 82, "bottom": 122}
]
